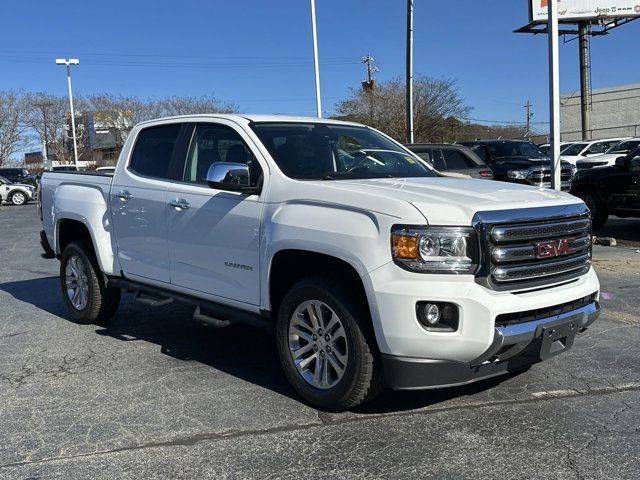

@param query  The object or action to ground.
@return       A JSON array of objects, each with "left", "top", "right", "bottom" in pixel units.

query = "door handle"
[
  {"left": 115, "top": 190, "right": 132, "bottom": 201},
  {"left": 169, "top": 199, "right": 190, "bottom": 210}
]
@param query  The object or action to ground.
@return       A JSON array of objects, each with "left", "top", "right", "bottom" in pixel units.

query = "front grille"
[
  {"left": 528, "top": 167, "right": 574, "bottom": 188},
  {"left": 481, "top": 213, "right": 592, "bottom": 290},
  {"left": 577, "top": 161, "right": 608, "bottom": 169},
  {"left": 495, "top": 293, "right": 597, "bottom": 327}
]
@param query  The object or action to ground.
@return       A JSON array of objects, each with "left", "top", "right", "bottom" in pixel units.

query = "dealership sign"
[{"left": 530, "top": 0, "right": 640, "bottom": 22}]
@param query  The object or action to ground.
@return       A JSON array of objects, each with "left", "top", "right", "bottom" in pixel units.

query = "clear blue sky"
[{"left": 1, "top": 0, "right": 638, "bottom": 127}]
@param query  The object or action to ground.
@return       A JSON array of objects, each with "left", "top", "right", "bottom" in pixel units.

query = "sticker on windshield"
[{"left": 404, "top": 156, "right": 416, "bottom": 163}]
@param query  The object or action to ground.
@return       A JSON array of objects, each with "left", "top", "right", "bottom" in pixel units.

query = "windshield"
[
  {"left": 484, "top": 141, "right": 546, "bottom": 159},
  {"left": 250, "top": 122, "right": 436, "bottom": 180},
  {"left": 607, "top": 140, "right": 640, "bottom": 154},
  {"left": 560, "top": 143, "right": 588, "bottom": 156}
]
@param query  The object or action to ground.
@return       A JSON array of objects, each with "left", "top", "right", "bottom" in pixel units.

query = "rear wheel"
[
  {"left": 10, "top": 191, "right": 27, "bottom": 205},
  {"left": 276, "top": 277, "right": 383, "bottom": 411},
  {"left": 577, "top": 191, "right": 608, "bottom": 230},
  {"left": 60, "top": 241, "right": 120, "bottom": 324}
]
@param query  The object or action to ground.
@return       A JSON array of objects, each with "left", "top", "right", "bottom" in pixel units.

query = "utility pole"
[
  {"left": 361, "top": 54, "right": 377, "bottom": 90},
  {"left": 547, "top": 0, "right": 561, "bottom": 190},
  {"left": 578, "top": 22, "right": 592, "bottom": 140},
  {"left": 524, "top": 100, "right": 533, "bottom": 137},
  {"left": 55, "top": 58, "right": 80, "bottom": 165},
  {"left": 309, "top": 0, "right": 322, "bottom": 118},
  {"left": 405, "top": 0, "right": 414, "bottom": 144}
]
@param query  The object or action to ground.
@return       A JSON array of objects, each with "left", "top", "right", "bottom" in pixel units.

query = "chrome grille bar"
[
  {"left": 493, "top": 253, "right": 591, "bottom": 283},
  {"left": 491, "top": 218, "right": 590, "bottom": 242},
  {"left": 491, "top": 235, "right": 591, "bottom": 264}
]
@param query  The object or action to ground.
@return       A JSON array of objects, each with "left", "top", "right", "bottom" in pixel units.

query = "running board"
[{"left": 107, "top": 277, "right": 273, "bottom": 332}]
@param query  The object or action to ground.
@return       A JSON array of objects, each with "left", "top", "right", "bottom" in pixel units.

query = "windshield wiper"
[{"left": 322, "top": 175, "right": 336, "bottom": 180}]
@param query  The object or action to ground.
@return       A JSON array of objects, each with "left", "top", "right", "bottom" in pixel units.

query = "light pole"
[
  {"left": 309, "top": 0, "right": 322, "bottom": 118},
  {"left": 546, "top": 3, "right": 561, "bottom": 190},
  {"left": 55, "top": 58, "right": 80, "bottom": 165},
  {"left": 406, "top": 0, "right": 414, "bottom": 144}
]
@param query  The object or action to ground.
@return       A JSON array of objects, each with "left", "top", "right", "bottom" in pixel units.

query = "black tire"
[
  {"left": 576, "top": 190, "right": 608, "bottom": 230},
  {"left": 276, "top": 277, "right": 383, "bottom": 412},
  {"left": 59, "top": 241, "right": 121, "bottom": 324}
]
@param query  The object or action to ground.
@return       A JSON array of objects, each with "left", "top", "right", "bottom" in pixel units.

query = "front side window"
[
  {"left": 561, "top": 143, "right": 588, "bottom": 156},
  {"left": 608, "top": 140, "right": 640, "bottom": 154},
  {"left": 129, "top": 124, "right": 182, "bottom": 179},
  {"left": 183, "top": 124, "right": 262, "bottom": 186},
  {"left": 251, "top": 122, "right": 435, "bottom": 180},
  {"left": 585, "top": 142, "right": 606, "bottom": 155},
  {"left": 485, "top": 141, "right": 545, "bottom": 159}
]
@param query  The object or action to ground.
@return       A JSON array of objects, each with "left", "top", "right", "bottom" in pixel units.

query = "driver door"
[{"left": 165, "top": 121, "right": 265, "bottom": 306}]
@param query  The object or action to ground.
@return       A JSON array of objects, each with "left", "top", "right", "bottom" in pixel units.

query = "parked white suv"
[
  {"left": 577, "top": 138, "right": 640, "bottom": 169},
  {"left": 39, "top": 115, "right": 601, "bottom": 411},
  {"left": 560, "top": 138, "right": 629, "bottom": 165},
  {"left": 0, "top": 175, "right": 36, "bottom": 205}
]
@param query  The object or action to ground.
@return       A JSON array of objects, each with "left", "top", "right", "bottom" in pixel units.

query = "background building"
[{"left": 561, "top": 83, "right": 640, "bottom": 141}]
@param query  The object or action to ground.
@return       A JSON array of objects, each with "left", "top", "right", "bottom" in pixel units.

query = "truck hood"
[
  {"left": 317, "top": 177, "right": 582, "bottom": 225},
  {"left": 578, "top": 153, "right": 619, "bottom": 164}
]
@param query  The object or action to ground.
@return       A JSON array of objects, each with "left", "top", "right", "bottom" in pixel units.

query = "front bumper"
[{"left": 382, "top": 300, "right": 600, "bottom": 390}]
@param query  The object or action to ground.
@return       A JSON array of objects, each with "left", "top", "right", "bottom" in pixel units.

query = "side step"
[
  {"left": 134, "top": 291, "right": 174, "bottom": 307},
  {"left": 107, "top": 277, "right": 273, "bottom": 332}
]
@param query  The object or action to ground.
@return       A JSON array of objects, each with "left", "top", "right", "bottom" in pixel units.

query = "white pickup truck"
[{"left": 39, "top": 115, "right": 601, "bottom": 411}]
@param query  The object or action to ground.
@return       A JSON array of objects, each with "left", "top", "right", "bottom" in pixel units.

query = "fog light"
[
  {"left": 424, "top": 303, "right": 441, "bottom": 325},
  {"left": 416, "top": 302, "right": 459, "bottom": 332}
]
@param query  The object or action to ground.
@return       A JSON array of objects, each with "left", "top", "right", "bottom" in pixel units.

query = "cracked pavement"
[{"left": 1, "top": 205, "right": 638, "bottom": 479}]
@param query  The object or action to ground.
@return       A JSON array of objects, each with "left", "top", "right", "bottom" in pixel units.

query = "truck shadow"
[{"left": 0, "top": 276, "right": 517, "bottom": 414}]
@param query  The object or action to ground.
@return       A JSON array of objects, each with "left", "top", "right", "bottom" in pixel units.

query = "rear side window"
[
  {"left": 442, "top": 149, "right": 480, "bottom": 169},
  {"left": 129, "top": 124, "right": 182, "bottom": 179}
]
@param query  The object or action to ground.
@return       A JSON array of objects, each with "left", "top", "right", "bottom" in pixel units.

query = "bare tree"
[
  {"left": 335, "top": 76, "right": 470, "bottom": 143},
  {"left": 0, "top": 91, "right": 29, "bottom": 166},
  {"left": 23, "top": 92, "right": 90, "bottom": 164}
]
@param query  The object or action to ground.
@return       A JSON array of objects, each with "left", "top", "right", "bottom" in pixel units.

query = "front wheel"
[
  {"left": 60, "top": 241, "right": 121, "bottom": 324},
  {"left": 577, "top": 191, "right": 608, "bottom": 230},
  {"left": 276, "top": 277, "right": 383, "bottom": 411},
  {"left": 10, "top": 191, "right": 27, "bottom": 205}
]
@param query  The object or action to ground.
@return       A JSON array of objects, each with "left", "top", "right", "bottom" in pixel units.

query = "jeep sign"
[{"left": 530, "top": 0, "right": 640, "bottom": 22}]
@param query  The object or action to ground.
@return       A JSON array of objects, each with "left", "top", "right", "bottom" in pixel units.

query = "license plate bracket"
[{"left": 534, "top": 318, "right": 579, "bottom": 361}]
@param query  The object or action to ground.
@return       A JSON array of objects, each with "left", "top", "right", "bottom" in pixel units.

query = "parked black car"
[
  {"left": 405, "top": 143, "right": 493, "bottom": 179},
  {"left": 570, "top": 145, "right": 640, "bottom": 229},
  {"left": 0, "top": 167, "right": 30, "bottom": 184},
  {"left": 458, "top": 139, "right": 576, "bottom": 190}
]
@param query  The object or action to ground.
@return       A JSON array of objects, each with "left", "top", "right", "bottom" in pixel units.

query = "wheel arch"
[{"left": 267, "top": 249, "right": 373, "bottom": 320}]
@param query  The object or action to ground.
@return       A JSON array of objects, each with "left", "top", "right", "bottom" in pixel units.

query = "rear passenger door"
[
  {"left": 111, "top": 123, "right": 185, "bottom": 284},
  {"left": 165, "top": 121, "right": 265, "bottom": 306}
]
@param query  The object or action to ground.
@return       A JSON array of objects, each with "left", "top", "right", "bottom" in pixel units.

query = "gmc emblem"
[{"left": 536, "top": 238, "right": 576, "bottom": 259}]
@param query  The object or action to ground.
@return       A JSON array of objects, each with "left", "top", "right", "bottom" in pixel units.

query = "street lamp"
[
  {"left": 55, "top": 58, "right": 80, "bottom": 165},
  {"left": 309, "top": 0, "right": 322, "bottom": 118}
]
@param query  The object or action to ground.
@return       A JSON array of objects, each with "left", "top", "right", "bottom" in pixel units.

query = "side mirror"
[
  {"left": 581, "top": 151, "right": 589, "bottom": 156},
  {"left": 615, "top": 156, "right": 626, "bottom": 168},
  {"left": 205, "top": 162, "right": 259, "bottom": 194}
]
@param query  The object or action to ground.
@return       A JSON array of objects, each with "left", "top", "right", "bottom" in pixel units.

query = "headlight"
[
  {"left": 391, "top": 226, "right": 479, "bottom": 274},
  {"left": 507, "top": 169, "right": 530, "bottom": 180}
]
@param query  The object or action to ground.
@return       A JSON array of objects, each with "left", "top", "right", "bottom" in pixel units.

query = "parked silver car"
[{"left": 0, "top": 175, "right": 36, "bottom": 205}]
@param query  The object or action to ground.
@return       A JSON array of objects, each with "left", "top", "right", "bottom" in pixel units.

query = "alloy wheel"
[
  {"left": 288, "top": 300, "right": 348, "bottom": 389},
  {"left": 65, "top": 255, "right": 89, "bottom": 311},
  {"left": 12, "top": 192, "right": 26, "bottom": 205}
]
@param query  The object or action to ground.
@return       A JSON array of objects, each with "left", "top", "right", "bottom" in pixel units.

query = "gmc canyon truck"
[{"left": 39, "top": 115, "right": 601, "bottom": 411}]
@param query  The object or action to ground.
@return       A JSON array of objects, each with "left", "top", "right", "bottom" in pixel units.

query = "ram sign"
[{"left": 530, "top": 0, "right": 640, "bottom": 22}]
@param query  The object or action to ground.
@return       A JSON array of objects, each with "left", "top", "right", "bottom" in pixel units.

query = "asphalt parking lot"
[{"left": 0, "top": 204, "right": 638, "bottom": 479}]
